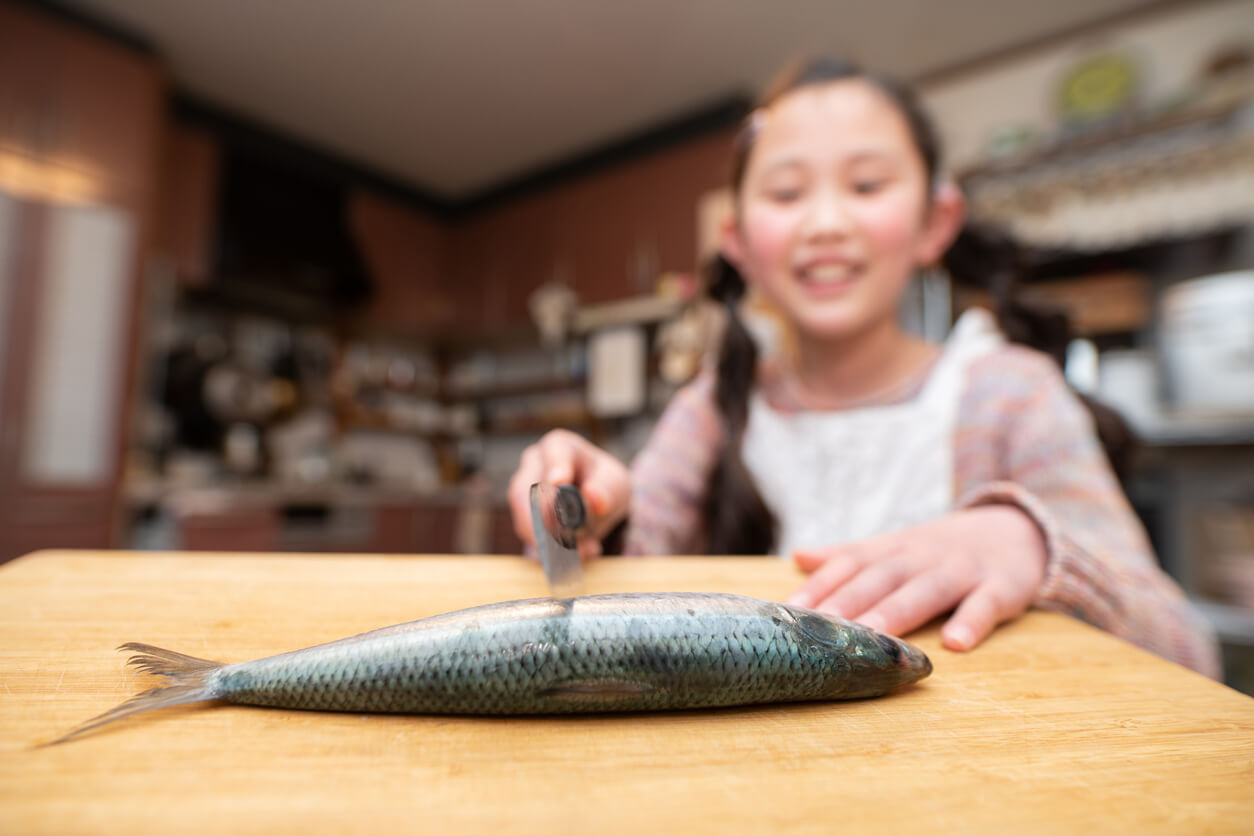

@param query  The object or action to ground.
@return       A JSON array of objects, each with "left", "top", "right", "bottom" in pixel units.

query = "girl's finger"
[
  {"left": 816, "top": 557, "right": 912, "bottom": 622},
  {"left": 786, "top": 553, "right": 862, "bottom": 608},
  {"left": 855, "top": 568, "right": 976, "bottom": 638},
  {"left": 941, "top": 582, "right": 1019, "bottom": 652},
  {"left": 581, "top": 457, "right": 630, "bottom": 530},
  {"left": 537, "top": 431, "right": 582, "bottom": 485},
  {"left": 577, "top": 537, "right": 603, "bottom": 562},
  {"left": 793, "top": 547, "right": 838, "bottom": 573}
]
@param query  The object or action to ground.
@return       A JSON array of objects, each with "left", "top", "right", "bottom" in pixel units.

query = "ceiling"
[{"left": 62, "top": 0, "right": 1165, "bottom": 201}]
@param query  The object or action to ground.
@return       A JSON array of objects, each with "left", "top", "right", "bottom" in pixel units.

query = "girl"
[{"left": 507, "top": 57, "right": 1220, "bottom": 677}]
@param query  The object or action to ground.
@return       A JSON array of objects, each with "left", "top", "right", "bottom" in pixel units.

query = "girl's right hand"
[{"left": 507, "top": 429, "right": 631, "bottom": 559}]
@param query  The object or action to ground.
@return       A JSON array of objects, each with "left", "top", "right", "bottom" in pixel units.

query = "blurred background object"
[{"left": 1, "top": 0, "right": 1253, "bottom": 691}]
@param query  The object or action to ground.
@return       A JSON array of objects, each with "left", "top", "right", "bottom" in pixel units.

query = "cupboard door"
[
  {"left": 0, "top": 4, "right": 60, "bottom": 156},
  {"left": 561, "top": 129, "right": 733, "bottom": 305},
  {"left": 563, "top": 168, "right": 641, "bottom": 305},
  {"left": 158, "top": 127, "right": 220, "bottom": 285},
  {"left": 56, "top": 31, "right": 163, "bottom": 198},
  {"left": 639, "top": 130, "right": 734, "bottom": 276},
  {"left": 450, "top": 194, "right": 561, "bottom": 329},
  {"left": 0, "top": 4, "right": 162, "bottom": 202},
  {"left": 506, "top": 195, "right": 563, "bottom": 325},
  {"left": 350, "top": 191, "right": 454, "bottom": 332}
]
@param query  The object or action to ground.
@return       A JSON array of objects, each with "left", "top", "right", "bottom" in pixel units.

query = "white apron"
[{"left": 741, "top": 309, "right": 1003, "bottom": 557}]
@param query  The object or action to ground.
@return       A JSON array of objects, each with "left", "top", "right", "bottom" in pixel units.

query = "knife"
[{"left": 529, "top": 482, "right": 586, "bottom": 597}]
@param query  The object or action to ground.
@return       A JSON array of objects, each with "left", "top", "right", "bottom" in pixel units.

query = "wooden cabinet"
[
  {"left": 156, "top": 126, "right": 220, "bottom": 285},
  {"left": 0, "top": 7, "right": 58, "bottom": 156},
  {"left": 178, "top": 506, "right": 280, "bottom": 552},
  {"left": 562, "top": 165, "right": 647, "bottom": 305},
  {"left": 55, "top": 30, "right": 163, "bottom": 199},
  {"left": 0, "top": 5, "right": 163, "bottom": 564},
  {"left": 0, "top": 4, "right": 163, "bottom": 204},
  {"left": 449, "top": 190, "right": 564, "bottom": 330},
  {"left": 563, "top": 129, "right": 733, "bottom": 305},
  {"left": 450, "top": 128, "right": 734, "bottom": 326},
  {"left": 638, "top": 130, "right": 735, "bottom": 278},
  {"left": 148, "top": 116, "right": 733, "bottom": 337},
  {"left": 349, "top": 191, "right": 454, "bottom": 332}
]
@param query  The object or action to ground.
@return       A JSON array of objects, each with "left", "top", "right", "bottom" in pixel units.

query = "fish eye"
[{"left": 795, "top": 612, "right": 847, "bottom": 647}]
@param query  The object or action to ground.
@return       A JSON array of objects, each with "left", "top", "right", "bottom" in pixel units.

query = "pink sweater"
[{"left": 625, "top": 343, "right": 1222, "bottom": 678}]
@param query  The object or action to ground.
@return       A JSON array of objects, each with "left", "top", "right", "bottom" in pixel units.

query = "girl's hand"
[
  {"left": 507, "top": 429, "right": 631, "bottom": 560},
  {"left": 787, "top": 506, "right": 1048, "bottom": 652}
]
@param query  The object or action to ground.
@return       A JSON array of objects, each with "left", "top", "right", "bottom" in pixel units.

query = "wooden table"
[{"left": 2, "top": 550, "right": 1252, "bottom": 834}]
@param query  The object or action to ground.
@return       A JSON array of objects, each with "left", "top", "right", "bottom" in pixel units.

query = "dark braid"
[
  {"left": 944, "top": 222, "right": 1071, "bottom": 365},
  {"left": 944, "top": 221, "right": 1140, "bottom": 480},
  {"left": 702, "top": 256, "right": 777, "bottom": 554}
]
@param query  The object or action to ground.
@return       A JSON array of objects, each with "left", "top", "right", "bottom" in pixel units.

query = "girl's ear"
[
  {"left": 917, "top": 180, "right": 966, "bottom": 266},
  {"left": 718, "top": 215, "right": 749, "bottom": 277}
]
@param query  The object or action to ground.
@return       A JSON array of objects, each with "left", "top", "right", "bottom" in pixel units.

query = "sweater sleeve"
[
  {"left": 955, "top": 348, "right": 1221, "bottom": 678},
  {"left": 623, "top": 373, "right": 723, "bottom": 556}
]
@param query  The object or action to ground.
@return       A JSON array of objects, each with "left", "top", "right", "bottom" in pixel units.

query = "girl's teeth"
[{"left": 805, "top": 264, "right": 851, "bottom": 283}]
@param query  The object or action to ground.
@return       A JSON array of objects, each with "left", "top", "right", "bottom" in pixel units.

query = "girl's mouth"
[{"left": 796, "top": 262, "right": 859, "bottom": 295}]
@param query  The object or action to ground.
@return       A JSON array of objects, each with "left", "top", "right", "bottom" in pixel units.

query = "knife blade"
[{"left": 529, "top": 482, "right": 586, "bottom": 597}]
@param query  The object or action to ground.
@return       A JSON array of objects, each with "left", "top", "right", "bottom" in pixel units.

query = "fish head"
[{"left": 778, "top": 604, "right": 933, "bottom": 697}]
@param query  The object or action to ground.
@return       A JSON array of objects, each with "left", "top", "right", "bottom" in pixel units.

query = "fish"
[{"left": 49, "top": 592, "right": 931, "bottom": 743}]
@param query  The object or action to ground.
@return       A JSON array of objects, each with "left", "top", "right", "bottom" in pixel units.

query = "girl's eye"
[
  {"left": 853, "top": 180, "right": 886, "bottom": 195},
  {"left": 766, "top": 187, "right": 803, "bottom": 203}
]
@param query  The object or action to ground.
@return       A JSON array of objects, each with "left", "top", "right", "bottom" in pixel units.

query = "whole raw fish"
[{"left": 51, "top": 592, "right": 931, "bottom": 743}]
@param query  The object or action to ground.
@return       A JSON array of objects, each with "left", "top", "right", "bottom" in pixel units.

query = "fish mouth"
[
  {"left": 899, "top": 641, "right": 933, "bottom": 682},
  {"left": 872, "top": 631, "right": 932, "bottom": 685}
]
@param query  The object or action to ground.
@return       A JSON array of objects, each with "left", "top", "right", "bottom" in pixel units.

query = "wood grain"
[{"left": 1, "top": 550, "right": 1252, "bottom": 835}]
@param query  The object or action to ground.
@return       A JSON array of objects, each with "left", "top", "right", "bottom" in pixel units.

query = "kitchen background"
[{"left": 1, "top": 0, "right": 1253, "bottom": 691}]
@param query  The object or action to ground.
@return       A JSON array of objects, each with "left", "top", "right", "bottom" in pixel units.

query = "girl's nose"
[{"left": 801, "top": 190, "right": 854, "bottom": 240}]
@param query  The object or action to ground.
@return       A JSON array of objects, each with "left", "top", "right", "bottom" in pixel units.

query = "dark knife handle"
[{"left": 554, "top": 484, "right": 588, "bottom": 531}]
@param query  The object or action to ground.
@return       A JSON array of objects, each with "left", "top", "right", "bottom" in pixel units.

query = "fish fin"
[
  {"left": 118, "top": 642, "right": 221, "bottom": 677},
  {"left": 40, "top": 643, "right": 225, "bottom": 746},
  {"left": 538, "top": 679, "right": 656, "bottom": 703}
]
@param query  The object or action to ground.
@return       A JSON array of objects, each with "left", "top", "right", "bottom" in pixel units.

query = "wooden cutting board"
[{"left": 1, "top": 550, "right": 1252, "bottom": 834}]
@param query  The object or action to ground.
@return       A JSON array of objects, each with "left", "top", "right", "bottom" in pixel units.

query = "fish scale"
[{"left": 49, "top": 592, "right": 932, "bottom": 744}]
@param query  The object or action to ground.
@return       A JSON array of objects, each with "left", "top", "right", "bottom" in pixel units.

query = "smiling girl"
[{"left": 508, "top": 58, "right": 1219, "bottom": 676}]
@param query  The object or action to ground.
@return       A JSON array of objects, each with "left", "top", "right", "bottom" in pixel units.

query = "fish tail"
[{"left": 42, "top": 642, "right": 225, "bottom": 746}]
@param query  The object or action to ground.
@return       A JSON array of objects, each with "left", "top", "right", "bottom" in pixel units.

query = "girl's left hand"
[{"left": 787, "top": 505, "right": 1048, "bottom": 652}]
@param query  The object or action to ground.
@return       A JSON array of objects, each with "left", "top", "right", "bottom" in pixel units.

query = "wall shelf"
[
  {"left": 958, "top": 94, "right": 1251, "bottom": 182},
  {"left": 444, "top": 377, "right": 584, "bottom": 402},
  {"left": 1193, "top": 600, "right": 1254, "bottom": 646}
]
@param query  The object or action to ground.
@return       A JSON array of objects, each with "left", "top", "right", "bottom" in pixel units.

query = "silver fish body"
[
  {"left": 215, "top": 592, "right": 930, "bottom": 713},
  {"left": 52, "top": 592, "right": 931, "bottom": 743}
]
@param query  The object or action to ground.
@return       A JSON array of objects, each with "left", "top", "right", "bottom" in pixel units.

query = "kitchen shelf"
[
  {"left": 444, "top": 377, "right": 584, "bottom": 402},
  {"left": 572, "top": 294, "right": 686, "bottom": 334},
  {"left": 958, "top": 94, "right": 1251, "bottom": 182},
  {"left": 1138, "top": 420, "right": 1254, "bottom": 448},
  {"left": 1193, "top": 599, "right": 1254, "bottom": 646},
  {"left": 483, "top": 412, "right": 601, "bottom": 437},
  {"left": 341, "top": 411, "right": 470, "bottom": 443}
]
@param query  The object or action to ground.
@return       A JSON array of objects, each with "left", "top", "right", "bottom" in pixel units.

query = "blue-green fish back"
[
  {"left": 217, "top": 592, "right": 930, "bottom": 713},
  {"left": 49, "top": 592, "right": 931, "bottom": 743}
]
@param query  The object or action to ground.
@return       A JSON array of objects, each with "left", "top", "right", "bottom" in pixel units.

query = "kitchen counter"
[{"left": 2, "top": 550, "right": 1252, "bottom": 834}]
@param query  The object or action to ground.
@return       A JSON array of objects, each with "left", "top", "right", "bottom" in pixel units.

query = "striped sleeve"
[
  {"left": 955, "top": 348, "right": 1222, "bottom": 678},
  {"left": 623, "top": 372, "right": 723, "bottom": 555}
]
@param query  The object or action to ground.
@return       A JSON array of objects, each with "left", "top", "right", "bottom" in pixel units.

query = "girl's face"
[{"left": 722, "top": 79, "right": 961, "bottom": 343}]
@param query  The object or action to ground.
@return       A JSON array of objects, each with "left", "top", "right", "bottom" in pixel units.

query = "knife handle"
[{"left": 554, "top": 484, "right": 588, "bottom": 531}]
